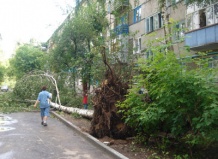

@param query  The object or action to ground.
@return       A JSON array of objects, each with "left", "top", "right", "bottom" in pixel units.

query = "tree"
[
  {"left": 0, "top": 64, "right": 5, "bottom": 83},
  {"left": 9, "top": 44, "right": 46, "bottom": 79},
  {"left": 49, "top": 2, "right": 107, "bottom": 93}
]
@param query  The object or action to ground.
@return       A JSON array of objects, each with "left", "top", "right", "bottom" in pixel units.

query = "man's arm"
[
  {"left": 34, "top": 100, "right": 39, "bottom": 107},
  {"left": 49, "top": 93, "right": 52, "bottom": 99}
]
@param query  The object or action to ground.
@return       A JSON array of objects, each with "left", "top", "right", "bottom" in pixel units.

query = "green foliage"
[
  {"left": 173, "top": 154, "right": 189, "bottom": 159},
  {"left": 12, "top": 72, "right": 55, "bottom": 100},
  {"left": 58, "top": 86, "right": 82, "bottom": 107},
  {"left": 91, "top": 62, "right": 105, "bottom": 85},
  {"left": 49, "top": 2, "right": 108, "bottom": 89},
  {"left": 118, "top": 50, "right": 218, "bottom": 148},
  {"left": 0, "top": 63, "right": 5, "bottom": 83},
  {"left": 0, "top": 91, "right": 34, "bottom": 113},
  {"left": 9, "top": 44, "right": 46, "bottom": 79},
  {"left": 12, "top": 71, "right": 87, "bottom": 109}
]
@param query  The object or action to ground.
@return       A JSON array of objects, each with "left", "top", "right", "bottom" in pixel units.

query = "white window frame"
[
  {"left": 134, "top": 6, "right": 141, "bottom": 23},
  {"left": 146, "top": 50, "right": 153, "bottom": 60},
  {"left": 133, "top": 37, "right": 141, "bottom": 54},
  {"left": 145, "top": 13, "right": 162, "bottom": 33},
  {"left": 173, "top": 21, "right": 185, "bottom": 42}
]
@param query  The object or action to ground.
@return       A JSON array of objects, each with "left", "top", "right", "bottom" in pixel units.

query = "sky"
[{"left": 0, "top": 0, "right": 75, "bottom": 59}]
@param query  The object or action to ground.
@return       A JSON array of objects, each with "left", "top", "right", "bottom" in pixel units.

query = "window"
[
  {"left": 173, "top": 21, "right": 185, "bottom": 42},
  {"left": 145, "top": 13, "right": 162, "bottom": 33},
  {"left": 134, "top": 6, "right": 141, "bottom": 23},
  {"left": 153, "top": 14, "right": 159, "bottom": 30},
  {"left": 133, "top": 37, "right": 141, "bottom": 54},
  {"left": 138, "top": 38, "right": 141, "bottom": 52},
  {"left": 146, "top": 17, "right": 153, "bottom": 33},
  {"left": 186, "top": 2, "right": 218, "bottom": 31},
  {"left": 199, "top": 10, "right": 206, "bottom": 27},
  {"left": 146, "top": 50, "right": 153, "bottom": 60}
]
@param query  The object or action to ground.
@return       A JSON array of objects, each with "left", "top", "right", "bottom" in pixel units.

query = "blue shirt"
[{"left": 37, "top": 90, "right": 51, "bottom": 108}]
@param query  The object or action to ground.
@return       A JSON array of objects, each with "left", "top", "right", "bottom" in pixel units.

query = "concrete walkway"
[{"left": 0, "top": 112, "right": 128, "bottom": 159}]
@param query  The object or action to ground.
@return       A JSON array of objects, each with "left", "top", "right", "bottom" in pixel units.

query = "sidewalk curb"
[{"left": 51, "top": 111, "right": 129, "bottom": 159}]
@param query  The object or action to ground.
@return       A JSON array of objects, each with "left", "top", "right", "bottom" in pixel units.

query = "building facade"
[{"left": 104, "top": 0, "right": 218, "bottom": 67}]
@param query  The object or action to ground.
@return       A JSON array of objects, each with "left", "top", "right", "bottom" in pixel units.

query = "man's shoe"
[
  {"left": 43, "top": 122, "right": 47, "bottom": 126},
  {"left": 41, "top": 121, "right": 43, "bottom": 125}
]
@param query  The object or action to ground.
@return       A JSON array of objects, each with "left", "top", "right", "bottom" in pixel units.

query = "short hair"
[{"left": 41, "top": 86, "right": 47, "bottom": 90}]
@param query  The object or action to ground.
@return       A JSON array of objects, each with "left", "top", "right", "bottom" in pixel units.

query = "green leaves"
[
  {"left": 9, "top": 44, "right": 46, "bottom": 79},
  {"left": 119, "top": 49, "right": 218, "bottom": 148},
  {"left": 48, "top": 2, "right": 108, "bottom": 88},
  {"left": 0, "top": 63, "right": 5, "bottom": 83}
]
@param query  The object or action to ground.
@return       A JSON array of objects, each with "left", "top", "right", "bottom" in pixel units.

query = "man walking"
[{"left": 34, "top": 86, "right": 52, "bottom": 126}]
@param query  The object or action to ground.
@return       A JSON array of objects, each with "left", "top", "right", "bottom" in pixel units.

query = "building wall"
[{"left": 74, "top": 0, "right": 218, "bottom": 56}]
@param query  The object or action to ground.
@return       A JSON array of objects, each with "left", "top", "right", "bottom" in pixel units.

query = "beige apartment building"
[{"left": 105, "top": 0, "right": 218, "bottom": 67}]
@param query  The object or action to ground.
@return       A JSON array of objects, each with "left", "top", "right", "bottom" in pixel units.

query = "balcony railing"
[
  {"left": 114, "top": 24, "right": 129, "bottom": 35},
  {"left": 185, "top": 23, "right": 218, "bottom": 51}
]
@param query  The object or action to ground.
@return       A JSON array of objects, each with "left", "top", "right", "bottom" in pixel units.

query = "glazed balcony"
[{"left": 185, "top": 23, "right": 218, "bottom": 51}]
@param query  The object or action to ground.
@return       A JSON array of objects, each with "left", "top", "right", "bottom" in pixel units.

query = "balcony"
[
  {"left": 185, "top": 23, "right": 218, "bottom": 51},
  {"left": 114, "top": 24, "right": 129, "bottom": 35}
]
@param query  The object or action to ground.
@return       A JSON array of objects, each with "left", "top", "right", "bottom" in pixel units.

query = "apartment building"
[{"left": 106, "top": 0, "right": 218, "bottom": 67}]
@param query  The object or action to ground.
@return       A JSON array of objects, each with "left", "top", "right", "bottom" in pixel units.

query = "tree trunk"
[{"left": 50, "top": 102, "right": 93, "bottom": 119}]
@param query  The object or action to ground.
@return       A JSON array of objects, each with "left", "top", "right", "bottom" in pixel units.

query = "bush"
[{"left": 118, "top": 51, "right": 218, "bottom": 148}]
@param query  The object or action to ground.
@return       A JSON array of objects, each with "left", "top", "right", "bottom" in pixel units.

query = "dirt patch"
[
  {"left": 55, "top": 111, "right": 218, "bottom": 159},
  {"left": 55, "top": 112, "right": 169, "bottom": 159},
  {"left": 53, "top": 110, "right": 218, "bottom": 159}
]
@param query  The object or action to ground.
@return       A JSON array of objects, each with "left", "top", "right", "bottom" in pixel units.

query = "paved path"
[{"left": 0, "top": 112, "right": 115, "bottom": 159}]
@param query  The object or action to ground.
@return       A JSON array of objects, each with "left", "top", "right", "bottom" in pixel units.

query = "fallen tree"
[
  {"left": 50, "top": 102, "right": 93, "bottom": 119},
  {"left": 25, "top": 99, "right": 93, "bottom": 119},
  {"left": 90, "top": 47, "right": 133, "bottom": 139}
]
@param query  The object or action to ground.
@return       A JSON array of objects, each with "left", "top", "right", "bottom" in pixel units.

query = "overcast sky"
[{"left": 0, "top": 0, "right": 75, "bottom": 58}]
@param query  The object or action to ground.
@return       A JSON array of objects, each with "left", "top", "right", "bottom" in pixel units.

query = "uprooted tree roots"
[{"left": 90, "top": 69, "right": 133, "bottom": 139}]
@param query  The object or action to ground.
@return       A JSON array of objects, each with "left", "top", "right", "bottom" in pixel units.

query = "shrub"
[{"left": 118, "top": 51, "right": 218, "bottom": 148}]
